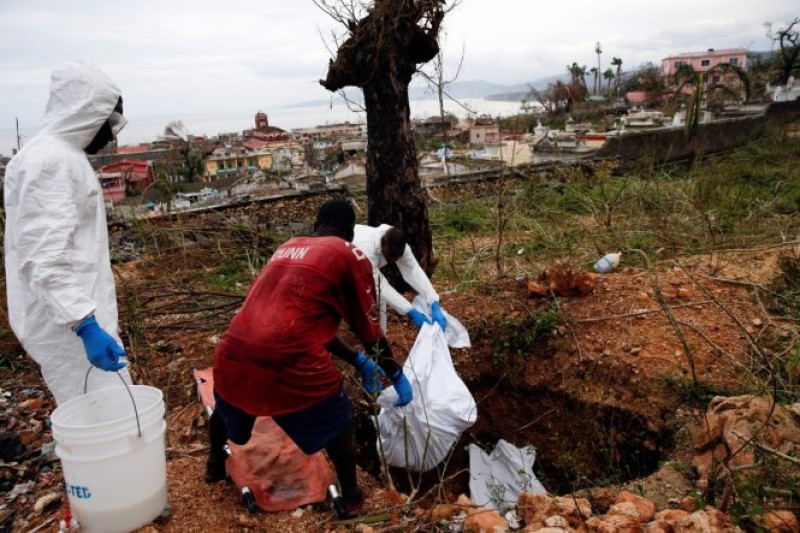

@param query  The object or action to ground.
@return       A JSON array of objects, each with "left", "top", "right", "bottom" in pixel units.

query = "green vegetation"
[
  {"left": 200, "top": 256, "right": 257, "bottom": 293},
  {"left": 492, "top": 305, "right": 559, "bottom": 367},
  {"left": 430, "top": 130, "right": 800, "bottom": 289}
]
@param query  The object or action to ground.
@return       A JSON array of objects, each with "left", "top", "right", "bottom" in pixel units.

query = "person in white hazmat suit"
[
  {"left": 352, "top": 224, "right": 448, "bottom": 331},
  {"left": 4, "top": 62, "right": 130, "bottom": 405}
]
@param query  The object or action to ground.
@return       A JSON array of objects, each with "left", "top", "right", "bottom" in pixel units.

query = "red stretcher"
[{"left": 193, "top": 367, "right": 334, "bottom": 513}]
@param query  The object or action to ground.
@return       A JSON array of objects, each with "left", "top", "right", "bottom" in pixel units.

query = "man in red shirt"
[{"left": 208, "top": 200, "right": 412, "bottom": 518}]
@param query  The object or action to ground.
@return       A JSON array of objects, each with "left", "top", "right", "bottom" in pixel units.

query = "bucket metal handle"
[{"left": 83, "top": 368, "right": 142, "bottom": 438}]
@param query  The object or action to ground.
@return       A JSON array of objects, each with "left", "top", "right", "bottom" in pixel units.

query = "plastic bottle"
[{"left": 594, "top": 252, "right": 621, "bottom": 273}]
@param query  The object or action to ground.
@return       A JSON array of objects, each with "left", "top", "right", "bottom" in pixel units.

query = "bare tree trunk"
[
  {"left": 363, "top": 78, "right": 434, "bottom": 273},
  {"left": 317, "top": 0, "right": 446, "bottom": 276}
]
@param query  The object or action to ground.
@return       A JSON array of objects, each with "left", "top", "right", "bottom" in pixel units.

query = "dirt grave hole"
[{"left": 352, "top": 381, "right": 673, "bottom": 498}]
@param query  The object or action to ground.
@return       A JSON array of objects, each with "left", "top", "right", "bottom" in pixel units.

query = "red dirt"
[{"left": 2, "top": 246, "right": 795, "bottom": 532}]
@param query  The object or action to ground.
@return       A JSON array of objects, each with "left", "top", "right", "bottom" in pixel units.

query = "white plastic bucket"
[{"left": 51, "top": 384, "right": 167, "bottom": 533}]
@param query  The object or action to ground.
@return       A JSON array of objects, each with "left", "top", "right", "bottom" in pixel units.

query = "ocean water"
[{"left": 1, "top": 98, "right": 525, "bottom": 157}]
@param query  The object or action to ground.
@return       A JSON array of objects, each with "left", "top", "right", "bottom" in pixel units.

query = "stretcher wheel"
[{"left": 241, "top": 487, "right": 258, "bottom": 514}]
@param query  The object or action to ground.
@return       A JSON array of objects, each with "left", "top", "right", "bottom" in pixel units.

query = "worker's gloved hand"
[
  {"left": 354, "top": 352, "right": 384, "bottom": 395},
  {"left": 75, "top": 315, "right": 127, "bottom": 372},
  {"left": 430, "top": 301, "right": 447, "bottom": 331},
  {"left": 389, "top": 370, "right": 413, "bottom": 407},
  {"left": 406, "top": 309, "right": 431, "bottom": 329}
]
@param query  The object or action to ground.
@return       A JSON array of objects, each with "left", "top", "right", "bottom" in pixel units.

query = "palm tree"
[
  {"left": 568, "top": 62, "right": 582, "bottom": 85},
  {"left": 673, "top": 62, "right": 750, "bottom": 140},
  {"left": 590, "top": 67, "right": 599, "bottom": 95},
  {"left": 603, "top": 68, "right": 615, "bottom": 95},
  {"left": 578, "top": 64, "right": 588, "bottom": 92},
  {"left": 611, "top": 57, "right": 623, "bottom": 96}
]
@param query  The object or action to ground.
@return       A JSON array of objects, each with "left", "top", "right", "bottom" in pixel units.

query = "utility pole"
[{"left": 595, "top": 42, "right": 603, "bottom": 96}]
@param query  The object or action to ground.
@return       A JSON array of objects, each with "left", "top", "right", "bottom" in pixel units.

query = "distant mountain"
[
  {"left": 414, "top": 76, "right": 564, "bottom": 101},
  {"left": 285, "top": 76, "right": 564, "bottom": 108},
  {"left": 484, "top": 75, "right": 563, "bottom": 102},
  {"left": 409, "top": 79, "right": 520, "bottom": 100}
]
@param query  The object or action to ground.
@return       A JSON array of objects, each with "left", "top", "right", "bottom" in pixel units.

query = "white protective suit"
[
  {"left": 4, "top": 62, "right": 130, "bottom": 404},
  {"left": 352, "top": 224, "right": 439, "bottom": 329}
]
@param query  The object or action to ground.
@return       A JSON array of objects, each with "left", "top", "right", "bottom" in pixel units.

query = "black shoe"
[
  {"left": 343, "top": 489, "right": 363, "bottom": 519},
  {"left": 205, "top": 459, "right": 227, "bottom": 483}
]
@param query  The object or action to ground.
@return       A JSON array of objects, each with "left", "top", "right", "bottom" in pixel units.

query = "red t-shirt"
[{"left": 214, "top": 235, "right": 383, "bottom": 416}]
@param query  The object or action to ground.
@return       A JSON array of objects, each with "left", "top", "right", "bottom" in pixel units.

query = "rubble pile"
[
  {"left": 0, "top": 386, "right": 64, "bottom": 531},
  {"left": 693, "top": 395, "right": 800, "bottom": 508},
  {"left": 527, "top": 261, "right": 597, "bottom": 298},
  {"left": 428, "top": 489, "right": 800, "bottom": 532}
]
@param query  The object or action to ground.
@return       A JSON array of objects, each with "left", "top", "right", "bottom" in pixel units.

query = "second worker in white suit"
[{"left": 352, "top": 224, "right": 448, "bottom": 331}]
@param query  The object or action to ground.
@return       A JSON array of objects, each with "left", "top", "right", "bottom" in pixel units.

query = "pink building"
[
  {"left": 98, "top": 160, "right": 156, "bottom": 205},
  {"left": 662, "top": 48, "right": 747, "bottom": 78},
  {"left": 99, "top": 172, "right": 126, "bottom": 205}
]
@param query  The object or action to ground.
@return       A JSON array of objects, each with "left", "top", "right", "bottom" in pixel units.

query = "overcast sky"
[{"left": 1, "top": 0, "right": 797, "bottom": 133}]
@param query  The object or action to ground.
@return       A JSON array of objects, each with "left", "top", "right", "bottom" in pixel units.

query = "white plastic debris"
[
  {"left": 467, "top": 440, "right": 546, "bottom": 510},
  {"left": 7, "top": 480, "right": 35, "bottom": 501}
]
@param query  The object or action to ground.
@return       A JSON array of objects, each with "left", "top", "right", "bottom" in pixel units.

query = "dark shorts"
[
  {"left": 213, "top": 388, "right": 352, "bottom": 455},
  {"left": 213, "top": 390, "right": 256, "bottom": 445},
  {"left": 274, "top": 387, "right": 353, "bottom": 455}
]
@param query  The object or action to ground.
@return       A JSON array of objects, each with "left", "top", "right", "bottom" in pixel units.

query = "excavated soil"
[{"left": 2, "top": 243, "right": 796, "bottom": 532}]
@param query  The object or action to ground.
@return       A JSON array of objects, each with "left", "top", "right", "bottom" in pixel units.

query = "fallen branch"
[
  {"left": 713, "top": 239, "right": 800, "bottom": 253},
  {"left": 26, "top": 517, "right": 56, "bottom": 533},
  {"left": 731, "top": 429, "right": 800, "bottom": 467},
  {"left": 707, "top": 276, "right": 795, "bottom": 303},
  {"left": 576, "top": 300, "right": 714, "bottom": 323},
  {"left": 630, "top": 249, "right": 698, "bottom": 385},
  {"left": 147, "top": 300, "right": 242, "bottom": 317},
  {"left": 675, "top": 319, "right": 767, "bottom": 376},
  {"left": 680, "top": 264, "right": 772, "bottom": 367}
]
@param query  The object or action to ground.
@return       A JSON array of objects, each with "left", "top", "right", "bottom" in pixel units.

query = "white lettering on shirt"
[
  {"left": 347, "top": 242, "right": 368, "bottom": 262},
  {"left": 271, "top": 246, "right": 310, "bottom": 261}
]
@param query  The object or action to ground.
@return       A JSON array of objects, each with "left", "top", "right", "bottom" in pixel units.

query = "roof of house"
[
  {"left": 625, "top": 91, "right": 649, "bottom": 104},
  {"left": 243, "top": 140, "right": 269, "bottom": 151},
  {"left": 99, "top": 160, "right": 154, "bottom": 183},
  {"left": 117, "top": 145, "right": 151, "bottom": 155},
  {"left": 663, "top": 48, "right": 747, "bottom": 60},
  {"left": 100, "top": 160, "right": 152, "bottom": 173}
]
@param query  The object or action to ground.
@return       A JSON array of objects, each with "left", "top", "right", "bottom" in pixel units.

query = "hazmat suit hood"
[{"left": 40, "top": 61, "right": 122, "bottom": 151}]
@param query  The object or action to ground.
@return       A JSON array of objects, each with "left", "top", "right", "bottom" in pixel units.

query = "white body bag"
[{"left": 376, "top": 306, "right": 477, "bottom": 472}]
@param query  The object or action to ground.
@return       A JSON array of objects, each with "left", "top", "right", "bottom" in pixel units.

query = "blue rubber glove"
[
  {"left": 406, "top": 308, "right": 431, "bottom": 329},
  {"left": 75, "top": 315, "right": 127, "bottom": 372},
  {"left": 430, "top": 301, "right": 447, "bottom": 331},
  {"left": 354, "top": 352, "right": 385, "bottom": 394},
  {"left": 390, "top": 370, "right": 413, "bottom": 407}
]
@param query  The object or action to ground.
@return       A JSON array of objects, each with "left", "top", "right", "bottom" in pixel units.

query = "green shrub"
[
  {"left": 493, "top": 305, "right": 559, "bottom": 366},
  {"left": 431, "top": 201, "right": 494, "bottom": 237}
]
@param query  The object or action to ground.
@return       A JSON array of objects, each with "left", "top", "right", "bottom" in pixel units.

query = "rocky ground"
[{"left": 1, "top": 243, "right": 799, "bottom": 532}]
